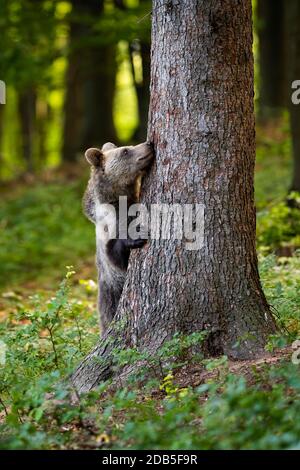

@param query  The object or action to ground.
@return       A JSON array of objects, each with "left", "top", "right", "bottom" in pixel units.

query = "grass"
[
  {"left": 0, "top": 174, "right": 95, "bottom": 289},
  {"left": 255, "top": 114, "right": 292, "bottom": 208},
  {"left": 0, "top": 121, "right": 300, "bottom": 449}
]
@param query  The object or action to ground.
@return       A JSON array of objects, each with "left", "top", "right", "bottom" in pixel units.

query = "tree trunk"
[
  {"left": 114, "top": 0, "right": 126, "bottom": 9},
  {"left": 130, "top": 0, "right": 151, "bottom": 141},
  {"left": 287, "top": 0, "right": 300, "bottom": 192},
  {"left": 35, "top": 95, "right": 49, "bottom": 171},
  {"left": 71, "top": 0, "right": 277, "bottom": 394},
  {"left": 80, "top": 44, "right": 117, "bottom": 150},
  {"left": 62, "top": 0, "right": 117, "bottom": 163},
  {"left": 62, "top": 40, "right": 84, "bottom": 163},
  {"left": 18, "top": 88, "right": 37, "bottom": 173},
  {"left": 257, "top": 0, "right": 287, "bottom": 120}
]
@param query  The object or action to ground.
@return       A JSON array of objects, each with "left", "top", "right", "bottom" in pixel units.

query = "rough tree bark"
[
  {"left": 257, "top": 0, "right": 287, "bottom": 120},
  {"left": 72, "top": 0, "right": 277, "bottom": 393},
  {"left": 287, "top": 0, "right": 300, "bottom": 193}
]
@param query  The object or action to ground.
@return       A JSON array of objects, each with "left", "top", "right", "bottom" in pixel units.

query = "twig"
[
  {"left": 47, "top": 326, "right": 59, "bottom": 367},
  {"left": 75, "top": 316, "right": 83, "bottom": 353},
  {"left": 269, "top": 304, "right": 291, "bottom": 335},
  {"left": 137, "top": 10, "right": 152, "bottom": 23}
]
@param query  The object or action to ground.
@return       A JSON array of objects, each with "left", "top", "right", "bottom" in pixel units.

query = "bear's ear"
[
  {"left": 102, "top": 142, "right": 117, "bottom": 152},
  {"left": 85, "top": 148, "right": 103, "bottom": 167}
]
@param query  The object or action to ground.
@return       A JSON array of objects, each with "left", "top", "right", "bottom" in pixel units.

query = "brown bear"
[{"left": 83, "top": 141, "right": 154, "bottom": 335}]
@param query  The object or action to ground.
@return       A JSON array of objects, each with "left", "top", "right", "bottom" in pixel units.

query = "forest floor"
[
  {"left": 173, "top": 346, "right": 294, "bottom": 389},
  {"left": 0, "top": 122, "right": 300, "bottom": 449}
]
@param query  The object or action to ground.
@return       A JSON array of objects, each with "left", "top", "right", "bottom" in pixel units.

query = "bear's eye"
[{"left": 123, "top": 149, "right": 128, "bottom": 156}]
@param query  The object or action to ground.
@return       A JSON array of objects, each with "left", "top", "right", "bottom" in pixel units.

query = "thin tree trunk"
[
  {"left": 80, "top": 44, "right": 117, "bottom": 150},
  {"left": 63, "top": 0, "right": 117, "bottom": 163},
  {"left": 35, "top": 96, "right": 49, "bottom": 171},
  {"left": 119, "top": 0, "right": 151, "bottom": 142},
  {"left": 287, "top": 0, "right": 300, "bottom": 192},
  {"left": 114, "top": 0, "right": 126, "bottom": 9},
  {"left": 18, "top": 88, "right": 36, "bottom": 173},
  {"left": 131, "top": 41, "right": 151, "bottom": 142},
  {"left": 62, "top": 43, "right": 84, "bottom": 163},
  {"left": 72, "top": 0, "right": 277, "bottom": 394},
  {"left": 257, "top": 0, "right": 287, "bottom": 120},
  {"left": 131, "top": 0, "right": 151, "bottom": 141}
]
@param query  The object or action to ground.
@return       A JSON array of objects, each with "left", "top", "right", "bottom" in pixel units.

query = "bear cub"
[{"left": 83, "top": 141, "right": 154, "bottom": 335}]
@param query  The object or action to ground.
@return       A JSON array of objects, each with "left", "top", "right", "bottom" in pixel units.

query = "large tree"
[{"left": 72, "top": 0, "right": 277, "bottom": 393}]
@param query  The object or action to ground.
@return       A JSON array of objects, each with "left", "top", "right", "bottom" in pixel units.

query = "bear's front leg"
[
  {"left": 124, "top": 238, "right": 147, "bottom": 249},
  {"left": 106, "top": 238, "right": 147, "bottom": 271}
]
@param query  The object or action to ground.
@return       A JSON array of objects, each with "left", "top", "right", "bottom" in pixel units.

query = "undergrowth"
[
  {"left": 0, "top": 126, "right": 300, "bottom": 449},
  {"left": 0, "top": 254, "right": 299, "bottom": 449}
]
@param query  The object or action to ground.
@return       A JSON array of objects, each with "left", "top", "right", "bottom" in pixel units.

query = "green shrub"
[
  {"left": 0, "top": 180, "right": 94, "bottom": 287},
  {"left": 257, "top": 193, "right": 300, "bottom": 252}
]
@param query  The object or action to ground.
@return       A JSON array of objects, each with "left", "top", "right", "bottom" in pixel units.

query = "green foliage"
[
  {"left": 114, "top": 41, "right": 139, "bottom": 142},
  {"left": 0, "top": 0, "right": 58, "bottom": 88},
  {"left": 259, "top": 253, "right": 300, "bottom": 334},
  {"left": 0, "top": 0, "right": 299, "bottom": 451},
  {"left": 113, "top": 365, "right": 300, "bottom": 450},
  {"left": 111, "top": 331, "right": 207, "bottom": 386},
  {"left": 94, "top": 1, "right": 151, "bottom": 45},
  {"left": 1, "top": 264, "right": 299, "bottom": 450},
  {"left": 0, "top": 87, "right": 299, "bottom": 449},
  {"left": 3, "top": 341, "right": 300, "bottom": 449},
  {"left": 0, "top": 268, "right": 98, "bottom": 449},
  {"left": 255, "top": 116, "right": 292, "bottom": 208},
  {"left": 0, "top": 144, "right": 299, "bottom": 448},
  {"left": 257, "top": 193, "right": 300, "bottom": 251},
  {"left": 0, "top": 179, "right": 94, "bottom": 286},
  {"left": 0, "top": 0, "right": 152, "bottom": 179},
  {"left": 196, "top": 366, "right": 300, "bottom": 450}
]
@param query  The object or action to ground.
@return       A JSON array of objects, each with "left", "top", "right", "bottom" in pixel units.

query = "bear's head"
[{"left": 85, "top": 142, "right": 154, "bottom": 187}]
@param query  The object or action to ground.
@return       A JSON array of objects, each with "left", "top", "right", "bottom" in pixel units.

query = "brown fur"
[{"left": 83, "top": 141, "right": 154, "bottom": 334}]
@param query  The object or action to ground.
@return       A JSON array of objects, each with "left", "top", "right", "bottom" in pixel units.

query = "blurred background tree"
[
  {"left": 256, "top": 0, "right": 300, "bottom": 193},
  {"left": 0, "top": 1, "right": 300, "bottom": 450},
  {"left": 257, "top": 0, "right": 288, "bottom": 120},
  {"left": 0, "top": 0, "right": 151, "bottom": 177},
  {"left": 286, "top": 0, "right": 300, "bottom": 193},
  {"left": 0, "top": 0, "right": 299, "bottom": 193},
  {"left": 0, "top": 0, "right": 299, "bottom": 252}
]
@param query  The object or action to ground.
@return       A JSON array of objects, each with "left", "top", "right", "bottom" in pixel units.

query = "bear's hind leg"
[{"left": 98, "top": 281, "right": 123, "bottom": 336}]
